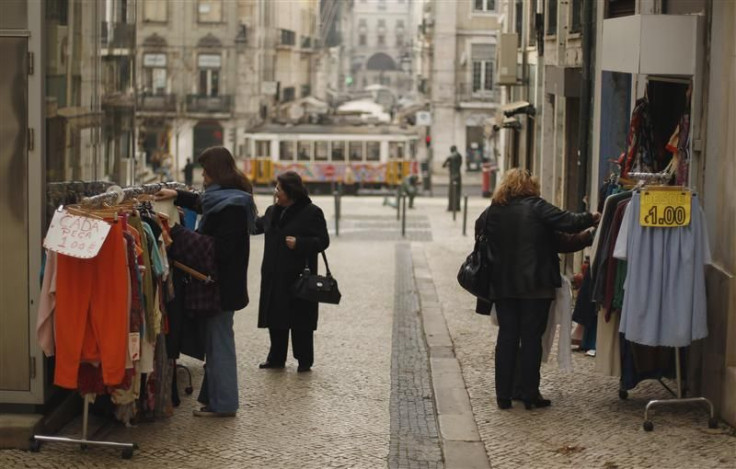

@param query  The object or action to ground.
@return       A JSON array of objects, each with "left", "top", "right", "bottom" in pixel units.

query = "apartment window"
[
  {"left": 546, "top": 0, "right": 558, "bottom": 36},
  {"left": 359, "top": 34, "right": 367, "bottom": 46},
  {"left": 301, "top": 84, "right": 311, "bottom": 97},
  {"left": 378, "top": 19, "right": 385, "bottom": 28},
  {"left": 377, "top": 35, "right": 385, "bottom": 45},
  {"left": 143, "top": 53, "right": 167, "bottom": 95},
  {"left": 197, "top": 0, "right": 222, "bottom": 23},
  {"left": 358, "top": 18, "right": 366, "bottom": 27},
  {"left": 397, "top": 20, "right": 404, "bottom": 29},
  {"left": 605, "top": 0, "right": 635, "bottom": 18},
  {"left": 378, "top": 0, "right": 386, "bottom": 10},
  {"left": 474, "top": 0, "right": 495, "bottom": 12},
  {"left": 396, "top": 35, "right": 404, "bottom": 47},
  {"left": 471, "top": 44, "right": 494, "bottom": 92},
  {"left": 198, "top": 54, "right": 221, "bottom": 96},
  {"left": 282, "top": 87, "right": 296, "bottom": 102},
  {"left": 280, "top": 29, "right": 296, "bottom": 46},
  {"left": 143, "top": 0, "right": 167, "bottom": 22},
  {"left": 570, "top": 0, "right": 582, "bottom": 33}
]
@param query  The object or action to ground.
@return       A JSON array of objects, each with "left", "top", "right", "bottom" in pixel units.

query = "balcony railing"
[
  {"left": 137, "top": 93, "right": 177, "bottom": 112},
  {"left": 185, "top": 94, "right": 233, "bottom": 114},
  {"left": 456, "top": 83, "right": 501, "bottom": 105}
]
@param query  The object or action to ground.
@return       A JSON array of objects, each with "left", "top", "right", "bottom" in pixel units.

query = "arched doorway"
[{"left": 193, "top": 120, "right": 223, "bottom": 158}]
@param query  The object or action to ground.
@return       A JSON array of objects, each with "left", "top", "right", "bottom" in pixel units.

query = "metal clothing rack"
[
  {"left": 616, "top": 173, "right": 717, "bottom": 431},
  {"left": 32, "top": 394, "right": 138, "bottom": 459},
  {"left": 32, "top": 181, "right": 186, "bottom": 459}
]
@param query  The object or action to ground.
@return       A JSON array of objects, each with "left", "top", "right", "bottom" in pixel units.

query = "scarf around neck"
[{"left": 199, "top": 184, "right": 256, "bottom": 233}]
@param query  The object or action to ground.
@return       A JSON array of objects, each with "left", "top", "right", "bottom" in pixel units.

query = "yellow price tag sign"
[{"left": 639, "top": 189, "right": 691, "bottom": 227}]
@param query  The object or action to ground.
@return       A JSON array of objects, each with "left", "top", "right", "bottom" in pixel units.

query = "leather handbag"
[
  {"left": 292, "top": 251, "right": 342, "bottom": 305},
  {"left": 457, "top": 234, "right": 492, "bottom": 301}
]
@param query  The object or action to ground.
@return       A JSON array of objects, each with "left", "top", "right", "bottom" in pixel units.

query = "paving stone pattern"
[
  {"left": 388, "top": 244, "right": 444, "bottom": 469},
  {"left": 328, "top": 215, "right": 433, "bottom": 242}
]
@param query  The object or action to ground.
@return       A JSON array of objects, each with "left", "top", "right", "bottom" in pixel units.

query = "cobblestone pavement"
[
  {"left": 418, "top": 195, "right": 736, "bottom": 469},
  {"left": 388, "top": 244, "right": 443, "bottom": 469}
]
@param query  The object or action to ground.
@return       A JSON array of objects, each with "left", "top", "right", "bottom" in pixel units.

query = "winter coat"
[
  {"left": 477, "top": 196, "right": 594, "bottom": 301},
  {"left": 254, "top": 197, "right": 329, "bottom": 331},
  {"left": 175, "top": 189, "right": 251, "bottom": 311}
]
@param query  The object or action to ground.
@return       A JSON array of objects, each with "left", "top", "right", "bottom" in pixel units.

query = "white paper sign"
[
  {"left": 416, "top": 111, "right": 432, "bottom": 126},
  {"left": 43, "top": 210, "right": 112, "bottom": 259}
]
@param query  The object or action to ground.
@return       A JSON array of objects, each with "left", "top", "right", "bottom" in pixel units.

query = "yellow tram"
[{"left": 242, "top": 124, "right": 419, "bottom": 192}]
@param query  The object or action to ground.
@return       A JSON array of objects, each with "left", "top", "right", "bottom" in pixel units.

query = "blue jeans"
[{"left": 197, "top": 310, "right": 239, "bottom": 412}]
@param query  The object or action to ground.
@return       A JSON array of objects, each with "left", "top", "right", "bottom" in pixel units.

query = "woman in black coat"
[
  {"left": 156, "top": 146, "right": 255, "bottom": 417},
  {"left": 254, "top": 171, "right": 329, "bottom": 372},
  {"left": 477, "top": 168, "right": 598, "bottom": 411}
]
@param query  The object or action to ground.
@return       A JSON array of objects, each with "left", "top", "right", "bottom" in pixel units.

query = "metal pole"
[
  {"left": 396, "top": 185, "right": 401, "bottom": 221},
  {"left": 82, "top": 394, "right": 90, "bottom": 440},
  {"left": 334, "top": 190, "right": 340, "bottom": 237},
  {"left": 675, "top": 347, "right": 682, "bottom": 399},
  {"left": 452, "top": 180, "right": 457, "bottom": 221},
  {"left": 401, "top": 191, "right": 407, "bottom": 237},
  {"left": 462, "top": 195, "right": 468, "bottom": 236}
]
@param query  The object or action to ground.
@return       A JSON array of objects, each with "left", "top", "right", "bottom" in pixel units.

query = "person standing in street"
[
  {"left": 443, "top": 145, "right": 462, "bottom": 211},
  {"left": 183, "top": 158, "right": 195, "bottom": 186},
  {"left": 477, "top": 168, "right": 598, "bottom": 410},
  {"left": 254, "top": 171, "right": 330, "bottom": 373},
  {"left": 155, "top": 146, "right": 255, "bottom": 417}
]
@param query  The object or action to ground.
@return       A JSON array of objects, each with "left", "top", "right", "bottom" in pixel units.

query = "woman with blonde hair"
[{"left": 476, "top": 168, "right": 599, "bottom": 410}]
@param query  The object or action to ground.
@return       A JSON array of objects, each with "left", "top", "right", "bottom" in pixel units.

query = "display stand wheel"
[
  {"left": 643, "top": 420, "right": 654, "bottom": 432},
  {"left": 185, "top": 386, "right": 194, "bottom": 395},
  {"left": 121, "top": 448, "right": 135, "bottom": 459},
  {"left": 80, "top": 443, "right": 89, "bottom": 451},
  {"left": 708, "top": 417, "right": 718, "bottom": 429},
  {"left": 29, "top": 439, "right": 41, "bottom": 453},
  {"left": 618, "top": 390, "right": 628, "bottom": 400}
]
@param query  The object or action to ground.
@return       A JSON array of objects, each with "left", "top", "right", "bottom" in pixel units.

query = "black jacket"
[
  {"left": 254, "top": 198, "right": 329, "bottom": 331},
  {"left": 175, "top": 190, "right": 251, "bottom": 311},
  {"left": 477, "top": 196, "right": 594, "bottom": 300}
]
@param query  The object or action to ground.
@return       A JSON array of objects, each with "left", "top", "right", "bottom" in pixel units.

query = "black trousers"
[
  {"left": 494, "top": 298, "right": 552, "bottom": 401},
  {"left": 267, "top": 328, "right": 314, "bottom": 368}
]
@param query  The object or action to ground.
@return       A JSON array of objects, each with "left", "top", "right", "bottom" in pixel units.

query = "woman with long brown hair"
[
  {"left": 476, "top": 168, "right": 598, "bottom": 410},
  {"left": 156, "top": 146, "right": 255, "bottom": 417}
]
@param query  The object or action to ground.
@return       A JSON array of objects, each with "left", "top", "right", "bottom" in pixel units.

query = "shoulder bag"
[
  {"left": 457, "top": 234, "right": 492, "bottom": 301},
  {"left": 292, "top": 251, "right": 342, "bottom": 305}
]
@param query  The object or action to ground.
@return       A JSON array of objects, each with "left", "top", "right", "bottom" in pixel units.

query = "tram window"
[
  {"left": 297, "top": 141, "right": 313, "bottom": 161},
  {"left": 366, "top": 142, "right": 380, "bottom": 161},
  {"left": 279, "top": 141, "right": 295, "bottom": 161},
  {"left": 256, "top": 140, "right": 271, "bottom": 158},
  {"left": 349, "top": 142, "right": 364, "bottom": 161},
  {"left": 332, "top": 141, "right": 346, "bottom": 161},
  {"left": 389, "top": 142, "right": 400, "bottom": 159},
  {"left": 315, "top": 141, "right": 329, "bottom": 161}
]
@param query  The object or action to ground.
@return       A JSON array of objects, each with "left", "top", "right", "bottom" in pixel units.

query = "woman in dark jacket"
[
  {"left": 156, "top": 146, "right": 255, "bottom": 417},
  {"left": 477, "top": 168, "right": 598, "bottom": 410},
  {"left": 254, "top": 171, "right": 329, "bottom": 372}
]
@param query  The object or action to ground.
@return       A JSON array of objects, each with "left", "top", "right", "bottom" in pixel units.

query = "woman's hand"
[
  {"left": 154, "top": 188, "right": 177, "bottom": 201},
  {"left": 285, "top": 236, "right": 297, "bottom": 250},
  {"left": 592, "top": 212, "right": 601, "bottom": 225}
]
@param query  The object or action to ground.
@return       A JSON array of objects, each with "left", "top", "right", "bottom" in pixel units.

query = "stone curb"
[{"left": 412, "top": 244, "right": 492, "bottom": 469}]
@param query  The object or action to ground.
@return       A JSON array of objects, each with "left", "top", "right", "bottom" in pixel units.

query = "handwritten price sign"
[
  {"left": 44, "top": 210, "right": 112, "bottom": 259},
  {"left": 639, "top": 189, "right": 691, "bottom": 228}
]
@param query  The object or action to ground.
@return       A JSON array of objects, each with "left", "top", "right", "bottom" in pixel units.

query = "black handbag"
[
  {"left": 457, "top": 234, "right": 492, "bottom": 300},
  {"left": 291, "top": 251, "right": 342, "bottom": 305}
]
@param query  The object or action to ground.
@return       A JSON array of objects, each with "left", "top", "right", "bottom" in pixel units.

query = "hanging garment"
[
  {"left": 37, "top": 250, "right": 58, "bottom": 357},
  {"left": 594, "top": 309, "right": 621, "bottom": 377},
  {"left": 614, "top": 192, "right": 711, "bottom": 347},
  {"left": 620, "top": 98, "right": 657, "bottom": 178},
  {"left": 152, "top": 199, "right": 181, "bottom": 226},
  {"left": 541, "top": 276, "right": 573, "bottom": 371},
  {"left": 54, "top": 222, "right": 129, "bottom": 389}
]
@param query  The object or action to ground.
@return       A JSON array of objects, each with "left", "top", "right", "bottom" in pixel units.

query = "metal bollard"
[
  {"left": 451, "top": 180, "right": 457, "bottom": 221},
  {"left": 334, "top": 189, "right": 340, "bottom": 237},
  {"left": 462, "top": 195, "right": 469, "bottom": 236},
  {"left": 401, "top": 191, "right": 407, "bottom": 237},
  {"left": 396, "top": 185, "right": 401, "bottom": 221}
]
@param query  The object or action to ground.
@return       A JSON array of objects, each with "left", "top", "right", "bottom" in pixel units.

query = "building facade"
[{"left": 428, "top": 0, "right": 502, "bottom": 173}]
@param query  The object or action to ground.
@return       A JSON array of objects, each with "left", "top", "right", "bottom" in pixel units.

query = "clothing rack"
[
  {"left": 33, "top": 181, "right": 186, "bottom": 459},
  {"left": 80, "top": 181, "right": 186, "bottom": 208},
  {"left": 32, "top": 394, "right": 138, "bottom": 459},
  {"left": 614, "top": 173, "right": 716, "bottom": 431}
]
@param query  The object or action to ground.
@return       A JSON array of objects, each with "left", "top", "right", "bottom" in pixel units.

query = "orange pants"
[{"left": 54, "top": 222, "right": 129, "bottom": 389}]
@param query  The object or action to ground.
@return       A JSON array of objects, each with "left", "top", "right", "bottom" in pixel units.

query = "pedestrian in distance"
[
  {"left": 383, "top": 174, "right": 419, "bottom": 209},
  {"left": 155, "top": 146, "right": 256, "bottom": 417},
  {"left": 183, "top": 158, "right": 195, "bottom": 186},
  {"left": 254, "top": 171, "right": 330, "bottom": 373},
  {"left": 443, "top": 145, "right": 462, "bottom": 211},
  {"left": 475, "top": 168, "right": 599, "bottom": 411}
]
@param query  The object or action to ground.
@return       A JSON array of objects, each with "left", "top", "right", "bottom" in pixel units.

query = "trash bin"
[
  {"left": 481, "top": 163, "right": 492, "bottom": 198},
  {"left": 420, "top": 161, "right": 432, "bottom": 193}
]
